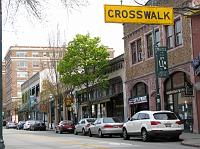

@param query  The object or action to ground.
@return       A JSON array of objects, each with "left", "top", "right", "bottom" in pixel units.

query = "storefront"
[
  {"left": 164, "top": 71, "right": 193, "bottom": 132},
  {"left": 129, "top": 82, "right": 149, "bottom": 116}
]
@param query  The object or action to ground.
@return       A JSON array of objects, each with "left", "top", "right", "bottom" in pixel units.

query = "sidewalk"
[{"left": 180, "top": 133, "right": 200, "bottom": 147}]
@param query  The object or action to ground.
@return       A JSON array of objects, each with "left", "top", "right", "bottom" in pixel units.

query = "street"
[{"left": 3, "top": 129, "right": 198, "bottom": 149}]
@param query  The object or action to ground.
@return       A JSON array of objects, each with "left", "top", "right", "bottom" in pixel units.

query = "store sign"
[
  {"left": 104, "top": 5, "right": 174, "bottom": 25},
  {"left": 129, "top": 96, "right": 147, "bottom": 105},
  {"left": 166, "top": 88, "right": 185, "bottom": 95},
  {"left": 156, "top": 47, "right": 169, "bottom": 78},
  {"left": 192, "top": 54, "right": 200, "bottom": 76}
]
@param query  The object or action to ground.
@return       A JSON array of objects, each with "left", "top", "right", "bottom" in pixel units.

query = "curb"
[{"left": 181, "top": 141, "right": 200, "bottom": 148}]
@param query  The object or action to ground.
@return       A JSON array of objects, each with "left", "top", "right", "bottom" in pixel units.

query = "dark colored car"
[
  {"left": 30, "top": 120, "right": 46, "bottom": 131},
  {"left": 55, "top": 120, "right": 75, "bottom": 134},
  {"left": 16, "top": 121, "right": 25, "bottom": 130},
  {"left": 6, "top": 121, "right": 17, "bottom": 129}
]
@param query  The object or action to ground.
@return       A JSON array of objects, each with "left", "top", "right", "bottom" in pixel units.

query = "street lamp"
[{"left": 0, "top": 1, "right": 5, "bottom": 148}]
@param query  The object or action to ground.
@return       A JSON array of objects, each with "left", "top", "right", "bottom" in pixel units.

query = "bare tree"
[{"left": 3, "top": 0, "right": 88, "bottom": 24}]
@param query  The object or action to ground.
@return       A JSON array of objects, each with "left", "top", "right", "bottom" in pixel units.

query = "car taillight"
[
  {"left": 118, "top": 125, "right": 123, "bottom": 128},
  {"left": 103, "top": 125, "right": 113, "bottom": 128},
  {"left": 151, "top": 121, "right": 161, "bottom": 125},
  {"left": 86, "top": 124, "right": 90, "bottom": 127},
  {"left": 176, "top": 121, "right": 183, "bottom": 125}
]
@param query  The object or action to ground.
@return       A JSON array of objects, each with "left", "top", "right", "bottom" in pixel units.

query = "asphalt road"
[{"left": 3, "top": 128, "right": 198, "bottom": 149}]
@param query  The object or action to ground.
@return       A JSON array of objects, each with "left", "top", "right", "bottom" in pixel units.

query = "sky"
[{"left": 2, "top": 0, "right": 147, "bottom": 59}]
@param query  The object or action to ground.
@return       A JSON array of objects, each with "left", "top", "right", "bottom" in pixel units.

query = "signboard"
[
  {"left": 129, "top": 96, "right": 147, "bottom": 105},
  {"left": 104, "top": 5, "right": 174, "bottom": 25},
  {"left": 156, "top": 47, "right": 169, "bottom": 78}
]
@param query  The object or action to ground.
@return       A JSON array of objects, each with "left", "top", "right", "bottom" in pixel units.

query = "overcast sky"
[{"left": 2, "top": 0, "right": 148, "bottom": 59}]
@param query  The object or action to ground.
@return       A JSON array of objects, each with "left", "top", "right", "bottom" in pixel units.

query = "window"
[
  {"left": 166, "top": 17, "right": 182, "bottom": 49},
  {"left": 32, "top": 52, "right": 39, "bottom": 57},
  {"left": 137, "top": 39, "right": 143, "bottom": 62},
  {"left": 175, "top": 19, "right": 182, "bottom": 46},
  {"left": 32, "top": 61, "right": 40, "bottom": 67},
  {"left": 16, "top": 61, "right": 27, "bottom": 68},
  {"left": 17, "top": 81, "right": 25, "bottom": 88},
  {"left": 146, "top": 33, "right": 153, "bottom": 58},
  {"left": 131, "top": 42, "right": 137, "bottom": 64},
  {"left": 131, "top": 38, "right": 143, "bottom": 64},
  {"left": 166, "top": 26, "right": 174, "bottom": 49},
  {"left": 17, "top": 72, "right": 28, "bottom": 78},
  {"left": 155, "top": 29, "right": 160, "bottom": 47},
  {"left": 16, "top": 52, "right": 27, "bottom": 57}
]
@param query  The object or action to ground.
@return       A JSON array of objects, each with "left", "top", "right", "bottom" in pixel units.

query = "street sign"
[
  {"left": 156, "top": 47, "right": 169, "bottom": 78},
  {"left": 104, "top": 5, "right": 174, "bottom": 25}
]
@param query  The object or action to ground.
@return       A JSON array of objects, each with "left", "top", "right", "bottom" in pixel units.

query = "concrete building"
[
  {"left": 123, "top": 0, "right": 200, "bottom": 133},
  {"left": 4, "top": 46, "right": 66, "bottom": 122}
]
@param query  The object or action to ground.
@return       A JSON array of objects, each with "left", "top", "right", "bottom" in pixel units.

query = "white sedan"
[{"left": 88, "top": 117, "right": 123, "bottom": 138}]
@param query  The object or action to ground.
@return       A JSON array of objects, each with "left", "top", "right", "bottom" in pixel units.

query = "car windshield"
[
  {"left": 103, "top": 117, "right": 122, "bottom": 123},
  {"left": 153, "top": 112, "right": 177, "bottom": 120},
  {"left": 86, "top": 119, "right": 96, "bottom": 123}
]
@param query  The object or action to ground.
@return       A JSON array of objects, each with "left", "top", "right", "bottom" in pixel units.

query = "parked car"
[
  {"left": 55, "top": 120, "right": 75, "bottom": 134},
  {"left": 74, "top": 118, "right": 96, "bottom": 135},
  {"left": 16, "top": 121, "right": 25, "bottom": 130},
  {"left": 23, "top": 120, "right": 34, "bottom": 130},
  {"left": 88, "top": 117, "right": 123, "bottom": 138},
  {"left": 6, "top": 121, "right": 17, "bottom": 129},
  {"left": 30, "top": 120, "right": 46, "bottom": 131},
  {"left": 122, "top": 110, "right": 184, "bottom": 142}
]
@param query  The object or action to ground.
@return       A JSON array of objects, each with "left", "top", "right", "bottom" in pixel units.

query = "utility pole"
[
  {"left": 151, "top": 0, "right": 161, "bottom": 110},
  {"left": 0, "top": 0, "right": 5, "bottom": 148}
]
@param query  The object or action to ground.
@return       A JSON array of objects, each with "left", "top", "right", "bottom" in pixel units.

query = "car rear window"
[
  {"left": 103, "top": 117, "right": 122, "bottom": 123},
  {"left": 153, "top": 112, "right": 177, "bottom": 120},
  {"left": 87, "top": 119, "right": 96, "bottom": 123}
]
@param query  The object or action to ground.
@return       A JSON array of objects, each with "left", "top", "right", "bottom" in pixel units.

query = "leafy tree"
[{"left": 57, "top": 34, "right": 110, "bottom": 117}]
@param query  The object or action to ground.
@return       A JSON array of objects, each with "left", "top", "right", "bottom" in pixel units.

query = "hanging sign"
[{"left": 104, "top": 5, "right": 174, "bottom": 25}]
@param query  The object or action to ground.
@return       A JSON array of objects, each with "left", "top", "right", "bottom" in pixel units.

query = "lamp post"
[{"left": 0, "top": 1, "right": 5, "bottom": 148}]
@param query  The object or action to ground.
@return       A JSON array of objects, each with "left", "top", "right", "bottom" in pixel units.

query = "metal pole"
[
  {"left": 0, "top": 0, "right": 5, "bottom": 148},
  {"left": 152, "top": 0, "right": 161, "bottom": 110}
]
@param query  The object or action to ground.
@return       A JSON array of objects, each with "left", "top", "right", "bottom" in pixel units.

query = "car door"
[
  {"left": 76, "top": 120, "right": 84, "bottom": 132},
  {"left": 126, "top": 113, "right": 139, "bottom": 134},
  {"left": 93, "top": 118, "right": 101, "bottom": 134}
]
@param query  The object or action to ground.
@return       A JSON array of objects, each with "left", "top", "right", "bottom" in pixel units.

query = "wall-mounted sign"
[
  {"left": 129, "top": 96, "right": 147, "bottom": 105},
  {"left": 104, "top": 5, "right": 174, "bottom": 25},
  {"left": 156, "top": 47, "right": 169, "bottom": 78}
]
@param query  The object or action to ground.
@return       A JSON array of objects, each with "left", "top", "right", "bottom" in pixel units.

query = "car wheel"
[
  {"left": 88, "top": 129, "right": 92, "bottom": 137},
  {"left": 74, "top": 129, "right": 78, "bottom": 135},
  {"left": 82, "top": 128, "right": 86, "bottom": 136},
  {"left": 98, "top": 129, "right": 103, "bottom": 138},
  {"left": 59, "top": 129, "right": 62, "bottom": 134},
  {"left": 170, "top": 135, "right": 180, "bottom": 141},
  {"left": 123, "top": 128, "right": 130, "bottom": 140},
  {"left": 141, "top": 129, "right": 150, "bottom": 142}
]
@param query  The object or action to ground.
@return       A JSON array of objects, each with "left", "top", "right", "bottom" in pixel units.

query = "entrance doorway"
[{"left": 164, "top": 71, "right": 193, "bottom": 132}]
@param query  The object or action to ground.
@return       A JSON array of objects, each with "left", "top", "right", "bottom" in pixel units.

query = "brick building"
[
  {"left": 123, "top": 0, "right": 200, "bottom": 133},
  {"left": 4, "top": 46, "right": 66, "bottom": 122}
]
